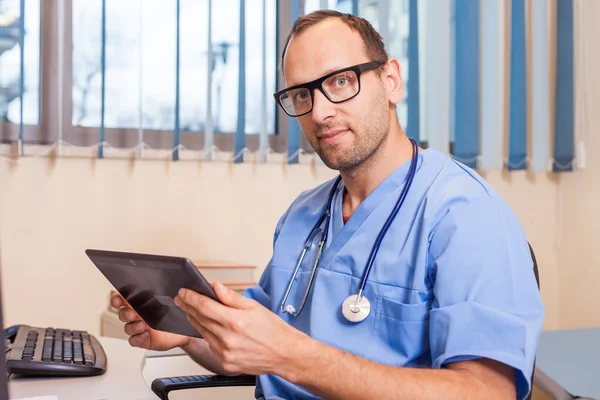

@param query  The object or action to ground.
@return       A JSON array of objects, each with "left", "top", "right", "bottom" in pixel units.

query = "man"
[{"left": 113, "top": 10, "right": 544, "bottom": 399}]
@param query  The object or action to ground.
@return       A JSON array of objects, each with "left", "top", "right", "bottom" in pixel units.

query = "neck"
[{"left": 340, "top": 123, "right": 413, "bottom": 214}]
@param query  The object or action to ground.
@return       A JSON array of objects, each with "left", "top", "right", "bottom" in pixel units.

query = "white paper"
[{"left": 13, "top": 396, "right": 58, "bottom": 400}]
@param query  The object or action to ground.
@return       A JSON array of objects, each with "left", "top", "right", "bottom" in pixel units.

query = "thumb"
[{"left": 213, "top": 282, "right": 253, "bottom": 309}]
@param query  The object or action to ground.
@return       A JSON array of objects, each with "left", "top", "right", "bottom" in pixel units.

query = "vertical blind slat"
[
  {"left": 98, "top": 0, "right": 107, "bottom": 159},
  {"left": 173, "top": 0, "right": 181, "bottom": 161},
  {"left": 258, "top": 0, "right": 268, "bottom": 162},
  {"left": 453, "top": 0, "right": 480, "bottom": 168},
  {"left": 553, "top": 0, "right": 575, "bottom": 172},
  {"left": 137, "top": 0, "right": 144, "bottom": 158},
  {"left": 508, "top": 0, "right": 528, "bottom": 170},
  {"left": 480, "top": 0, "right": 505, "bottom": 170},
  {"left": 18, "top": 0, "right": 25, "bottom": 155},
  {"left": 204, "top": 0, "right": 214, "bottom": 160},
  {"left": 287, "top": 0, "right": 302, "bottom": 164},
  {"left": 531, "top": 0, "right": 551, "bottom": 172},
  {"left": 378, "top": 0, "right": 389, "bottom": 44},
  {"left": 234, "top": 0, "right": 247, "bottom": 163},
  {"left": 406, "top": 0, "right": 420, "bottom": 144},
  {"left": 423, "top": 0, "right": 451, "bottom": 152}
]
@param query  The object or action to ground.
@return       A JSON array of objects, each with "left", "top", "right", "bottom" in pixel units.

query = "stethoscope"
[{"left": 280, "top": 138, "right": 419, "bottom": 323}]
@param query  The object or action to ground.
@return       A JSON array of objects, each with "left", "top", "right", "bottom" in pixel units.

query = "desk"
[
  {"left": 536, "top": 328, "right": 600, "bottom": 399},
  {"left": 8, "top": 337, "right": 254, "bottom": 400},
  {"left": 8, "top": 337, "right": 155, "bottom": 400}
]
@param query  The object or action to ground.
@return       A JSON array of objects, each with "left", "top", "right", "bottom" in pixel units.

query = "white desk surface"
[
  {"left": 7, "top": 337, "right": 254, "bottom": 400},
  {"left": 8, "top": 337, "right": 155, "bottom": 400}
]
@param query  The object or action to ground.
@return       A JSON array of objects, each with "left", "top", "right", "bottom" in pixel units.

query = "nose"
[{"left": 310, "top": 88, "right": 336, "bottom": 124}]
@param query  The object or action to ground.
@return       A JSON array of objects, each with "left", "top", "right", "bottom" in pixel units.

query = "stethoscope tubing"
[{"left": 281, "top": 138, "right": 419, "bottom": 318}]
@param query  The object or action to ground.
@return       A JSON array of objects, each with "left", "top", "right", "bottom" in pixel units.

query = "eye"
[
  {"left": 335, "top": 77, "right": 348, "bottom": 87},
  {"left": 327, "top": 73, "right": 353, "bottom": 89},
  {"left": 294, "top": 91, "right": 309, "bottom": 101}
]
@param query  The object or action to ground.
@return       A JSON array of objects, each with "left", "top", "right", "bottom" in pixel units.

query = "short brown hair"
[{"left": 281, "top": 10, "right": 389, "bottom": 73}]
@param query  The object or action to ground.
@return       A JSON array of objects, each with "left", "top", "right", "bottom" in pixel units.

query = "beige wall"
[
  {"left": 556, "top": 0, "right": 600, "bottom": 329},
  {"left": 0, "top": 155, "right": 563, "bottom": 335},
  {"left": 0, "top": 158, "right": 338, "bottom": 335}
]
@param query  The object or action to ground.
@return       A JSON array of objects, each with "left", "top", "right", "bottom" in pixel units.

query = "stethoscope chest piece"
[{"left": 342, "top": 294, "right": 371, "bottom": 323}]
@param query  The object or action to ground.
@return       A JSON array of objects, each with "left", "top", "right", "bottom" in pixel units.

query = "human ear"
[{"left": 383, "top": 58, "right": 403, "bottom": 105}]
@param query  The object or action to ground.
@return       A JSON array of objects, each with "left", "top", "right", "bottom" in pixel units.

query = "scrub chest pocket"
[
  {"left": 270, "top": 266, "right": 432, "bottom": 367},
  {"left": 364, "top": 294, "right": 432, "bottom": 367}
]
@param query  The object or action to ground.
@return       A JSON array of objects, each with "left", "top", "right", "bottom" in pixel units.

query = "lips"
[{"left": 318, "top": 129, "right": 350, "bottom": 144}]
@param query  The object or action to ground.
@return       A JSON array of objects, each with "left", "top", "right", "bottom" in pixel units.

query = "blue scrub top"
[{"left": 244, "top": 148, "right": 544, "bottom": 400}]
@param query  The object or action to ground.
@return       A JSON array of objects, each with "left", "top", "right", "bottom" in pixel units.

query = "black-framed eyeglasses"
[{"left": 273, "top": 60, "right": 386, "bottom": 117}]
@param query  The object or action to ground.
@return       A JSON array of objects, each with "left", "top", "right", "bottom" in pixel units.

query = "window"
[
  {"left": 0, "top": 1, "right": 300, "bottom": 154},
  {"left": 0, "top": 0, "right": 40, "bottom": 125},
  {"left": 71, "top": 0, "right": 276, "bottom": 135}
]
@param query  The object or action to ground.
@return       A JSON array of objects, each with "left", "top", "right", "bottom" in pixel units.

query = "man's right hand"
[{"left": 110, "top": 293, "right": 191, "bottom": 352}]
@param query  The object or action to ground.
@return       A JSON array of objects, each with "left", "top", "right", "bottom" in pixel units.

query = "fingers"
[
  {"left": 128, "top": 331, "right": 150, "bottom": 348},
  {"left": 185, "top": 308, "right": 225, "bottom": 337},
  {"left": 175, "top": 289, "right": 230, "bottom": 325},
  {"left": 124, "top": 320, "right": 148, "bottom": 336},
  {"left": 110, "top": 293, "right": 124, "bottom": 308},
  {"left": 213, "top": 282, "right": 254, "bottom": 310},
  {"left": 176, "top": 298, "right": 225, "bottom": 335},
  {"left": 113, "top": 293, "right": 139, "bottom": 324},
  {"left": 185, "top": 313, "right": 225, "bottom": 352},
  {"left": 118, "top": 306, "right": 141, "bottom": 323}
]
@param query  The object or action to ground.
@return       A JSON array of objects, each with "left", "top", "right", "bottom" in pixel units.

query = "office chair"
[
  {"left": 527, "top": 242, "right": 539, "bottom": 400},
  {"left": 151, "top": 243, "right": 544, "bottom": 400}
]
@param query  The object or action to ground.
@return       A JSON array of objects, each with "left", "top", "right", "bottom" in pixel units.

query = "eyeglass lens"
[{"left": 279, "top": 69, "right": 360, "bottom": 116}]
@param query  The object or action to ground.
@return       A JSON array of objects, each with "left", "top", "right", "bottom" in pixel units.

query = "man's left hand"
[{"left": 174, "top": 282, "right": 304, "bottom": 376}]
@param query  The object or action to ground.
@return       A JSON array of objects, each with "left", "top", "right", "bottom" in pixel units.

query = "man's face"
[{"left": 283, "top": 19, "right": 392, "bottom": 171}]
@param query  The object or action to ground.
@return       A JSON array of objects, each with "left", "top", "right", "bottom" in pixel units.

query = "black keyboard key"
[{"left": 83, "top": 344, "right": 94, "bottom": 356}]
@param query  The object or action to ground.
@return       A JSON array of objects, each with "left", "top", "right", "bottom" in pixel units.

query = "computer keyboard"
[{"left": 4, "top": 324, "right": 107, "bottom": 377}]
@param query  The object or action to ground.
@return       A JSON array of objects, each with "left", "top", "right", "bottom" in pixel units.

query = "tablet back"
[{"left": 86, "top": 249, "right": 218, "bottom": 338}]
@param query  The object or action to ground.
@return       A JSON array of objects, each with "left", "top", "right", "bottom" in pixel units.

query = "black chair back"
[{"left": 527, "top": 242, "right": 540, "bottom": 400}]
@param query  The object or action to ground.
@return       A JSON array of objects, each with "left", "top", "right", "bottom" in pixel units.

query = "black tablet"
[{"left": 86, "top": 249, "right": 219, "bottom": 338}]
